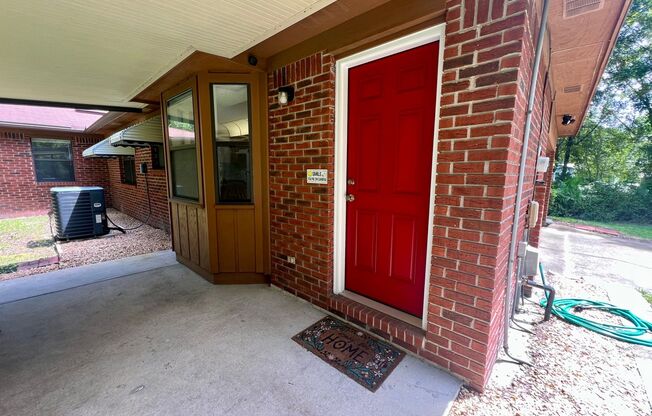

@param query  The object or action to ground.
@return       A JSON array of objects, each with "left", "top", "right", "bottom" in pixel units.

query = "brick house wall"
[
  {"left": 267, "top": 0, "right": 556, "bottom": 390},
  {"left": 0, "top": 129, "right": 110, "bottom": 218},
  {"left": 268, "top": 52, "right": 336, "bottom": 308},
  {"left": 106, "top": 147, "right": 170, "bottom": 232}
]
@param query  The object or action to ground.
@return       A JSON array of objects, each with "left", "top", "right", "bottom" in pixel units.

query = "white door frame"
[{"left": 333, "top": 24, "right": 446, "bottom": 330}]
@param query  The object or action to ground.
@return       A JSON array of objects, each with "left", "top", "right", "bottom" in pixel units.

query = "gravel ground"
[
  {"left": 0, "top": 209, "right": 171, "bottom": 281},
  {"left": 450, "top": 228, "right": 652, "bottom": 416}
]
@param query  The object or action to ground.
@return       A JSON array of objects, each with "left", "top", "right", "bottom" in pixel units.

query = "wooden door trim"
[
  {"left": 333, "top": 24, "right": 445, "bottom": 330},
  {"left": 199, "top": 71, "right": 268, "bottom": 275}
]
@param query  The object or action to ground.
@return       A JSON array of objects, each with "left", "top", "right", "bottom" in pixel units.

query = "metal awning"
[
  {"left": 109, "top": 116, "right": 163, "bottom": 147},
  {"left": 82, "top": 138, "right": 134, "bottom": 158}
]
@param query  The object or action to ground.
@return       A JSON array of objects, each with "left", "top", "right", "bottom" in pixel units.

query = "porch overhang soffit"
[
  {"left": 0, "top": 0, "right": 336, "bottom": 110},
  {"left": 548, "top": 0, "right": 632, "bottom": 137}
]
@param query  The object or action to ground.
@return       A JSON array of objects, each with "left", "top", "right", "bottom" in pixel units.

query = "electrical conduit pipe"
[{"left": 503, "top": 0, "right": 550, "bottom": 361}]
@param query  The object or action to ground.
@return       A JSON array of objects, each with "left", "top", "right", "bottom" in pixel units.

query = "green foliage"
[
  {"left": 640, "top": 289, "right": 652, "bottom": 306},
  {"left": 551, "top": 179, "right": 652, "bottom": 223},
  {"left": 601, "top": 0, "right": 652, "bottom": 127}
]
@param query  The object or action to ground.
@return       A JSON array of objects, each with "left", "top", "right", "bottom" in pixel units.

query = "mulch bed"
[{"left": 449, "top": 270, "right": 650, "bottom": 416}]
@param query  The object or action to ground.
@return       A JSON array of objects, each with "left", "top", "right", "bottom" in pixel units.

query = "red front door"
[{"left": 344, "top": 41, "right": 439, "bottom": 317}]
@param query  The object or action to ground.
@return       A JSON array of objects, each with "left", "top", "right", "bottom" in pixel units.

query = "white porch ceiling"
[{"left": 0, "top": 0, "right": 334, "bottom": 109}]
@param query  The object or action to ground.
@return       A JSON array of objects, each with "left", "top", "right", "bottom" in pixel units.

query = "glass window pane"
[
  {"left": 151, "top": 144, "right": 165, "bottom": 169},
  {"left": 166, "top": 90, "right": 199, "bottom": 200},
  {"left": 31, "top": 139, "right": 74, "bottom": 182},
  {"left": 212, "top": 84, "right": 252, "bottom": 203},
  {"left": 121, "top": 156, "right": 137, "bottom": 185}
]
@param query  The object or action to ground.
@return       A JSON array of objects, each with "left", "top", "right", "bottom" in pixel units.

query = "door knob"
[
  {"left": 345, "top": 194, "right": 355, "bottom": 202},
  {"left": 347, "top": 178, "right": 356, "bottom": 185}
]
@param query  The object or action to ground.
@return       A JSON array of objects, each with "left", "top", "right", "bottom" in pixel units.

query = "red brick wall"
[
  {"left": 434, "top": 0, "right": 555, "bottom": 388},
  {"left": 0, "top": 130, "right": 110, "bottom": 218},
  {"left": 268, "top": 52, "right": 336, "bottom": 309},
  {"left": 106, "top": 147, "right": 170, "bottom": 232},
  {"left": 267, "top": 0, "right": 553, "bottom": 390}
]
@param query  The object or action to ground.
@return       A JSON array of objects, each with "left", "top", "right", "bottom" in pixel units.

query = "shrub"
[{"left": 550, "top": 179, "right": 652, "bottom": 223}]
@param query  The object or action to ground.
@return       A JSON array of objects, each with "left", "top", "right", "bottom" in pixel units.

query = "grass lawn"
[
  {"left": 640, "top": 290, "right": 652, "bottom": 307},
  {"left": 551, "top": 216, "right": 652, "bottom": 240},
  {"left": 0, "top": 215, "right": 55, "bottom": 274}
]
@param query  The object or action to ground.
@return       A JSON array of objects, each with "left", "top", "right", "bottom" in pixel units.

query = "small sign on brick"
[{"left": 306, "top": 169, "right": 328, "bottom": 184}]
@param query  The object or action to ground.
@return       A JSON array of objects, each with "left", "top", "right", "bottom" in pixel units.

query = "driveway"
[
  {"left": 540, "top": 223, "right": 652, "bottom": 314},
  {"left": 0, "top": 252, "right": 460, "bottom": 416}
]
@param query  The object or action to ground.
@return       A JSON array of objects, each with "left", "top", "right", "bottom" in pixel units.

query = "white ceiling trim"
[{"left": 0, "top": 0, "right": 335, "bottom": 108}]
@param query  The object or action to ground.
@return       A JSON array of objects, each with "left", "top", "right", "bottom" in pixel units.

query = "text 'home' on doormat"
[{"left": 292, "top": 316, "right": 404, "bottom": 392}]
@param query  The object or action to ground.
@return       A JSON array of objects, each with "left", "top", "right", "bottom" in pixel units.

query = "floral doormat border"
[{"left": 292, "top": 316, "right": 404, "bottom": 392}]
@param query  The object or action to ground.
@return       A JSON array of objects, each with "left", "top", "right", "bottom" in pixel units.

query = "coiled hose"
[{"left": 538, "top": 264, "right": 652, "bottom": 347}]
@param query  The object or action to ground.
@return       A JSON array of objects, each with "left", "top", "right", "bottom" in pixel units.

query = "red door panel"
[{"left": 345, "top": 41, "right": 439, "bottom": 317}]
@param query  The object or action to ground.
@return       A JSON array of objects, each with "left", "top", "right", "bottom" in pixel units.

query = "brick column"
[{"left": 427, "top": 0, "right": 538, "bottom": 389}]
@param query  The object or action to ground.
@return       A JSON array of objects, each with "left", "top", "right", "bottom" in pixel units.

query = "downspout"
[{"left": 503, "top": 0, "right": 550, "bottom": 360}]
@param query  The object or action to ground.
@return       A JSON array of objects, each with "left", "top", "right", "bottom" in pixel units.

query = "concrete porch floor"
[{"left": 0, "top": 251, "right": 461, "bottom": 416}]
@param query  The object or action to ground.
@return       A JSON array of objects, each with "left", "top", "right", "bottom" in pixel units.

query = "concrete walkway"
[{"left": 0, "top": 252, "right": 461, "bottom": 416}]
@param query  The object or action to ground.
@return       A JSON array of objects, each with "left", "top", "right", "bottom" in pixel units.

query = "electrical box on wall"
[
  {"left": 536, "top": 156, "right": 550, "bottom": 173},
  {"left": 523, "top": 245, "right": 540, "bottom": 277},
  {"left": 528, "top": 200, "right": 540, "bottom": 228}
]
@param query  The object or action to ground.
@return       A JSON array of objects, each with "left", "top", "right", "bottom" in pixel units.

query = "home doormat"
[{"left": 292, "top": 316, "right": 404, "bottom": 392}]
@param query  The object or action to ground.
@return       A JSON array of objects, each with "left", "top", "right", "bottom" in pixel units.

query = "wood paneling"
[
  {"left": 236, "top": 210, "right": 256, "bottom": 273},
  {"left": 233, "top": 0, "right": 390, "bottom": 67},
  {"left": 187, "top": 207, "right": 200, "bottom": 264},
  {"left": 216, "top": 210, "right": 237, "bottom": 272},
  {"left": 170, "top": 203, "right": 180, "bottom": 253},
  {"left": 214, "top": 209, "right": 257, "bottom": 273},
  {"left": 163, "top": 65, "right": 270, "bottom": 283},
  {"left": 170, "top": 200, "right": 210, "bottom": 270},
  {"left": 197, "top": 210, "right": 210, "bottom": 270},
  {"left": 177, "top": 204, "right": 190, "bottom": 258},
  {"left": 264, "top": 0, "right": 445, "bottom": 69}
]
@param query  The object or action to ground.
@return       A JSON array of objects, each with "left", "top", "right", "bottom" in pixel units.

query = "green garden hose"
[{"left": 538, "top": 263, "right": 652, "bottom": 347}]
